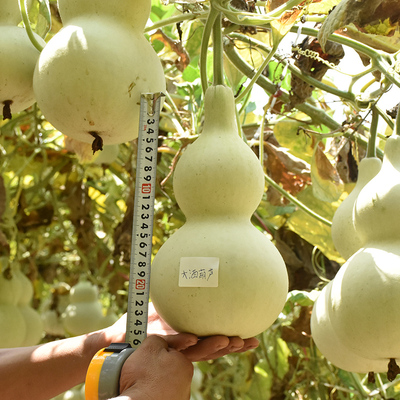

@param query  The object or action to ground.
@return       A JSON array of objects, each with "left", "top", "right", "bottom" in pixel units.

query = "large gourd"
[
  {"left": 313, "top": 136, "right": 400, "bottom": 376},
  {"left": 33, "top": 0, "right": 165, "bottom": 147},
  {"left": 330, "top": 157, "right": 381, "bottom": 259},
  {"left": 62, "top": 281, "right": 104, "bottom": 336},
  {"left": 0, "top": 0, "right": 44, "bottom": 118},
  {"left": 311, "top": 282, "right": 390, "bottom": 373},
  {"left": 150, "top": 85, "right": 288, "bottom": 339}
]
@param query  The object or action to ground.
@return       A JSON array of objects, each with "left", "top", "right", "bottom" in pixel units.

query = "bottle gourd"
[
  {"left": 62, "top": 280, "right": 104, "bottom": 336},
  {"left": 312, "top": 136, "right": 400, "bottom": 375},
  {"left": 150, "top": 85, "right": 288, "bottom": 339},
  {"left": 0, "top": 0, "right": 44, "bottom": 118},
  {"left": 33, "top": 0, "right": 165, "bottom": 148},
  {"left": 330, "top": 157, "right": 382, "bottom": 260}
]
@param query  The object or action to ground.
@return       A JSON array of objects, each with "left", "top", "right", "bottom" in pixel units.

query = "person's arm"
[
  {"left": 0, "top": 306, "right": 259, "bottom": 400},
  {"left": 0, "top": 326, "right": 121, "bottom": 400}
]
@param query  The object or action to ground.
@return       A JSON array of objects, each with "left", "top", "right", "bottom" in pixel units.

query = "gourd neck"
[
  {"left": 381, "top": 135, "right": 400, "bottom": 171},
  {"left": 57, "top": 0, "right": 151, "bottom": 31},
  {"left": 355, "top": 157, "right": 382, "bottom": 187},
  {"left": 201, "top": 85, "right": 238, "bottom": 136}
]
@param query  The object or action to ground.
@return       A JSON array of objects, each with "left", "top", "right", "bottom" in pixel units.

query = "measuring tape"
[{"left": 85, "top": 92, "right": 164, "bottom": 400}]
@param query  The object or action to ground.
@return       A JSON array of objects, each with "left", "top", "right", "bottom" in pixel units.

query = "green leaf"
[
  {"left": 273, "top": 119, "right": 314, "bottom": 163},
  {"left": 183, "top": 20, "right": 204, "bottom": 59},
  {"left": 310, "top": 142, "right": 344, "bottom": 202},
  {"left": 36, "top": 0, "right": 51, "bottom": 38},
  {"left": 182, "top": 58, "right": 200, "bottom": 82},
  {"left": 287, "top": 186, "right": 342, "bottom": 263}
]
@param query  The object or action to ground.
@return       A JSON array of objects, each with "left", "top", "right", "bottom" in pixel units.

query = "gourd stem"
[
  {"left": 19, "top": 0, "right": 44, "bottom": 52},
  {"left": 228, "top": 32, "right": 356, "bottom": 104},
  {"left": 199, "top": 7, "right": 220, "bottom": 94},
  {"left": 259, "top": 107, "right": 268, "bottom": 168},
  {"left": 144, "top": 11, "right": 209, "bottom": 33},
  {"left": 367, "top": 107, "right": 379, "bottom": 157},
  {"left": 223, "top": 38, "right": 341, "bottom": 130},
  {"left": 212, "top": 12, "right": 224, "bottom": 86},
  {"left": 235, "top": 42, "right": 280, "bottom": 104},
  {"left": 264, "top": 173, "right": 332, "bottom": 227}
]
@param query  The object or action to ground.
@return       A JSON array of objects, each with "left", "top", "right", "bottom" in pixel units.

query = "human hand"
[
  {"left": 118, "top": 335, "right": 193, "bottom": 400},
  {"left": 147, "top": 302, "right": 259, "bottom": 362},
  {"left": 98, "top": 302, "right": 259, "bottom": 362}
]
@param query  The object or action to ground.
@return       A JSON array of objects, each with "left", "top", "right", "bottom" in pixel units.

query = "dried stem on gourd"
[{"left": 2, "top": 100, "right": 13, "bottom": 120}]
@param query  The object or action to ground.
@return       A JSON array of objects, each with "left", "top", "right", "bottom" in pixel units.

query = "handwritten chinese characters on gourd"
[{"left": 179, "top": 257, "right": 219, "bottom": 288}]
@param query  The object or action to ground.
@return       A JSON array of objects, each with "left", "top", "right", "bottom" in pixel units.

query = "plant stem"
[
  {"left": 235, "top": 42, "right": 279, "bottom": 103},
  {"left": 19, "top": 0, "right": 44, "bottom": 52},
  {"left": 264, "top": 173, "right": 332, "bottom": 226},
  {"left": 212, "top": 12, "right": 224, "bottom": 86},
  {"left": 199, "top": 7, "right": 220, "bottom": 93},
  {"left": 223, "top": 38, "right": 341, "bottom": 130},
  {"left": 294, "top": 26, "right": 400, "bottom": 90},
  {"left": 144, "top": 11, "right": 208, "bottom": 33},
  {"left": 367, "top": 107, "right": 379, "bottom": 157},
  {"left": 228, "top": 32, "right": 356, "bottom": 104},
  {"left": 375, "top": 105, "right": 394, "bottom": 131}
]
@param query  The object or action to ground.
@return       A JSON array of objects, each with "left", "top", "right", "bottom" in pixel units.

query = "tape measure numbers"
[
  {"left": 85, "top": 92, "right": 164, "bottom": 400},
  {"left": 126, "top": 92, "right": 162, "bottom": 347}
]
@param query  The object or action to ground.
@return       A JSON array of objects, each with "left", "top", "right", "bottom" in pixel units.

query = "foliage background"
[{"left": 2, "top": 0, "right": 400, "bottom": 398}]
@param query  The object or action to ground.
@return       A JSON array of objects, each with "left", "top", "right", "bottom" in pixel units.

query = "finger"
[
  {"left": 181, "top": 336, "right": 230, "bottom": 362},
  {"left": 162, "top": 333, "right": 199, "bottom": 351},
  {"left": 140, "top": 334, "right": 170, "bottom": 354}
]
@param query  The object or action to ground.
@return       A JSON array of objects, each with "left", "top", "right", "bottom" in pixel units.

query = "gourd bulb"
[
  {"left": 354, "top": 136, "right": 400, "bottom": 246},
  {"left": 13, "top": 269, "right": 43, "bottom": 346},
  {"left": 0, "top": 27, "right": 44, "bottom": 118},
  {"left": 150, "top": 85, "right": 288, "bottom": 339},
  {"left": 1, "top": 0, "right": 32, "bottom": 26},
  {"left": 33, "top": 7, "right": 165, "bottom": 146},
  {"left": 69, "top": 281, "right": 98, "bottom": 303},
  {"left": 14, "top": 269, "right": 34, "bottom": 305},
  {"left": 19, "top": 305, "right": 44, "bottom": 346},
  {"left": 311, "top": 282, "right": 389, "bottom": 373},
  {"left": 62, "top": 281, "right": 104, "bottom": 335},
  {"left": 57, "top": 0, "right": 150, "bottom": 31},
  {"left": 329, "top": 245, "right": 400, "bottom": 360},
  {"left": 331, "top": 157, "right": 382, "bottom": 259},
  {"left": 0, "top": 269, "right": 22, "bottom": 305}
]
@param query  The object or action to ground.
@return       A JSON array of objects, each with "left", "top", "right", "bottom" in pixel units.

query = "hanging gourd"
[
  {"left": 33, "top": 0, "right": 165, "bottom": 150},
  {"left": 325, "top": 136, "right": 400, "bottom": 376},
  {"left": 311, "top": 281, "right": 389, "bottom": 373},
  {"left": 62, "top": 281, "right": 104, "bottom": 336},
  {"left": 14, "top": 269, "right": 44, "bottom": 346},
  {"left": 150, "top": 85, "right": 289, "bottom": 338},
  {"left": 330, "top": 157, "right": 382, "bottom": 260},
  {"left": 0, "top": 0, "right": 44, "bottom": 118},
  {"left": 0, "top": 261, "right": 26, "bottom": 348}
]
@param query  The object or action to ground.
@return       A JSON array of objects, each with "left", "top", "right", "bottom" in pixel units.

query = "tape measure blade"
[{"left": 126, "top": 93, "right": 163, "bottom": 347}]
